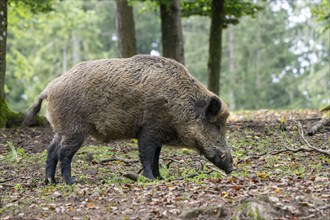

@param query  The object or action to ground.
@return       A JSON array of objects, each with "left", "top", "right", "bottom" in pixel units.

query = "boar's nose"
[{"left": 225, "top": 167, "right": 236, "bottom": 174}]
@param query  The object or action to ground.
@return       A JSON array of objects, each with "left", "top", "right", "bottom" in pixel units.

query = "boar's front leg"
[
  {"left": 58, "top": 134, "right": 85, "bottom": 185},
  {"left": 153, "top": 147, "right": 162, "bottom": 179},
  {"left": 138, "top": 130, "right": 162, "bottom": 180},
  {"left": 45, "top": 133, "right": 61, "bottom": 184}
]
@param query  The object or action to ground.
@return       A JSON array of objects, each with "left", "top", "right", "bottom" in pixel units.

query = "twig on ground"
[
  {"left": 0, "top": 177, "right": 17, "bottom": 183},
  {"left": 100, "top": 157, "right": 139, "bottom": 164},
  {"left": 164, "top": 158, "right": 182, "bottom": 168},
  {"left": 297, "top": 121, "right": 330, "bottom": 157}
]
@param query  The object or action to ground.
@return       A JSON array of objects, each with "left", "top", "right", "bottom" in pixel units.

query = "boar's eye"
[{"left": 215, "top": 125, "right": 221, "bottom": 132}]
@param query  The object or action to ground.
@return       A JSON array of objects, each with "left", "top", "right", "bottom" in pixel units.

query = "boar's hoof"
[
  {"left": 142, "top": 172, "right": 155, "bottom": 180},
  {"left": 63, "top": 177, "right": 75, "bottom": 185},
  {"left": 45, "top": 177, "right": 57, "bottom": 185},
  {"left": 156, "top": 176, "right": 164, "bottom": 180}
]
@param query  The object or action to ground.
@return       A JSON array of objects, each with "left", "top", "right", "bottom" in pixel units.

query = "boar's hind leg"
[
  {"left": 45, "top": 133, "right": 61, "bottom": 184},
  {"left": 58, "top": 134, "right": 85, "bottom": 185},
  {"left": 138, "top": 131, "right": 162, "bottom": 180},
  {"left": 153, "top": 147, "right": 163, "bottom": 179}
]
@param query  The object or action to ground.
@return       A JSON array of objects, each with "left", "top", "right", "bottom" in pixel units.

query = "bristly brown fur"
[{"left": 27, "top": 55, "right": 233, "bottom": 183}]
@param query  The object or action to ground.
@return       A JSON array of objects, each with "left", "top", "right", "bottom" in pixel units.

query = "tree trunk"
[
  {"left": 0, "top": 0, "right": 23, "bottom": 128},
  {"left": 207, "top": 0, "right": 224, "bottom": 95},
  {"left": 62, "top": 43, "right": 67, "bottom": 73},
  {"left": 160, "top": 0, "right": 184, "bottom": 64},
  {"left": 115, "top": 0, "right": 137, "bottom": 58},
  {"left": 72, "top": 31, "right": 80, "bottom": 64},
  {"left": 228, "top": 26, "right": 236, "bottom": 109},
  {"left": 0, "top": 0, "right": 7, "bottom": 99}
]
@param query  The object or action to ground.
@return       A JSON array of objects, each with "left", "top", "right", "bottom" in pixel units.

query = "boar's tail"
[{"left": 23, "top": 90, "right": 48, "bottom": 127}]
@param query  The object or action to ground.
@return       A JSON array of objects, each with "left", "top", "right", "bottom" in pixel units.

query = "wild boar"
[{"left": 25, "top": 55, "right": 234, "bottom": 184}]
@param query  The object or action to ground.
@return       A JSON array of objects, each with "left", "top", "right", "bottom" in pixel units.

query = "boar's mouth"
[{"left": 204, "top": 152, "right": 235, "bottom": 174}]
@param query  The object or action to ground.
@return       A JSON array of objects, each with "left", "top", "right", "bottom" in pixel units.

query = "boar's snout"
[
  {"left": 205, "top": 148, "right": 235, "bottom": 175},
  {"left": 220, "top": 153, "right": 235, "bottom": 174}
]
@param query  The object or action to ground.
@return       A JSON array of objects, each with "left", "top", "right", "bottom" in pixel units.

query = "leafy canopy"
[{"left": 181, "top": 0, "right": 263, "bottom": 27}]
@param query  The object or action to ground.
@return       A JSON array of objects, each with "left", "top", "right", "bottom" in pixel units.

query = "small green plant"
[
  {"left": 6, "top": 142, "right": 27, "bottom": 161},
  {"left": 14, "top": 183, "right": 22, "bottom": 192},
  {"left": 7, "top": 141, "right": 18, "bottom": 161}
]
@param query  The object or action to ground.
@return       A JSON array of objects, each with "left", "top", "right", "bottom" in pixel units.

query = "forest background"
[{"left": 5, "top": 0, "right": 330, "bottom": 113}]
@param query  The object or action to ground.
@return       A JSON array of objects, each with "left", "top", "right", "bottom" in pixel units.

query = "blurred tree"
[
  {"left": 219, "top": 0, "right": 329, "bottom": 110},
  {"left": 181, "top": 0, "right": 261, "bottom": 95},
  {"left": 207, "top": 0, "right": 224, "bottom": 94},
  {"left": 0, "top": 0, "right": 53, "bottom": 127},
  {"left": 116, "top": 0, "right": 137, "bottom": 57},
  {"left": 3, "top": 0, "right": 328, "bottom": 113},
  {"left": 6, "top": 0, "right": 103, "bottom": 111},
  {"left": 160, "top": 0, "right": 184, "bottom": 64},
  {"left": 0, "top": 0, "right": 7, "bottom": 102},
  {"left": 134, "top": 6, "right": 161, "bottom": 54},
  {"left": 310, "top": 0, "right": 330, "bottom": 111}
]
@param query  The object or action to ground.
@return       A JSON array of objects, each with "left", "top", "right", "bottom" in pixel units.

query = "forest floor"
[{"left": 0, "top": 110, "right": 329, "bottom": 219}]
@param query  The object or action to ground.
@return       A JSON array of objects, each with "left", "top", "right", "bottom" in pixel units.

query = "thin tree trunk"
[
  {"left": 207, "top": 0, "right": 224, "bottom": 95},
  {"left": 256, "top": 14, "right": 261, "bottom": 88},
  {"left": 229, "top": 27, "right": 236, "bottom": 109},
  {"left": 62, "top": 44, "right": 67, "bottom": 73},
  {"left": 0, "top": 0, "right": 23, "bottom": 128},
  {"left": 115, "top": 0, "right": 137, "bottom": 58},
  {"left": 0, "top": 0, "right": 7, "bottom": 99},
  {"left": 160, "top": 0, "right": 184, "bottom": 64},
  {"left": 72, "top": 31, "right": 80, "bottom": 64}
]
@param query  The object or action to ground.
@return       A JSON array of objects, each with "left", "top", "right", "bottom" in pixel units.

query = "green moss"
[
  {"left": 0, "top": 97, "right": 47, "bottom": 128},
  {"left": 0, "top": 96, "right": 23, "bottom": 128}
]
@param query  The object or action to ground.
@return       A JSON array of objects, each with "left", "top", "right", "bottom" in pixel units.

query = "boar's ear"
[{"left": 205, "top": 97, "right": 221, "bottom": 119}]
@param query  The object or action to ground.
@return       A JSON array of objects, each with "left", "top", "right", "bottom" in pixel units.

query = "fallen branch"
[
  {"left": 297, "top": 121, "right": 330, "bottom": 157},
  {"left": 307, "top": 118, "right": 330, "bottom": 136},
  {"left": 0, "top": 177, "right": 17, "bottom": 183},
  {"left": 164, "top": 158, "right": 182, "bottom": 168},
  {"left": 283, "top": 145, "right": 312, "bottom": 153},
  {"left": 238, "top": 121, "right": 329, "bottom": 164},
  {"left": 100, "top": 157, "right": 139, "bottom": 164}
]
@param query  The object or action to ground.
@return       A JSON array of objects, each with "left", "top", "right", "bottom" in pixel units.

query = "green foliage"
[
  {"left": 181, "top": 0, "right": 263, "bottom": 27},
  {"left": 4, "top": 0, "right": 329, "bottom": 111},
  {"left": 311, "top": 0, "right": 330, "bottom": 31},
  {"left": 184, "top": 1, "right": 329, "bottom": 110},
  {"left": 8, "top": 0, "right": 54, "bottom": 14},
  {"left": 6, "top": 0, "right": 115, "bottom": 111}
]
